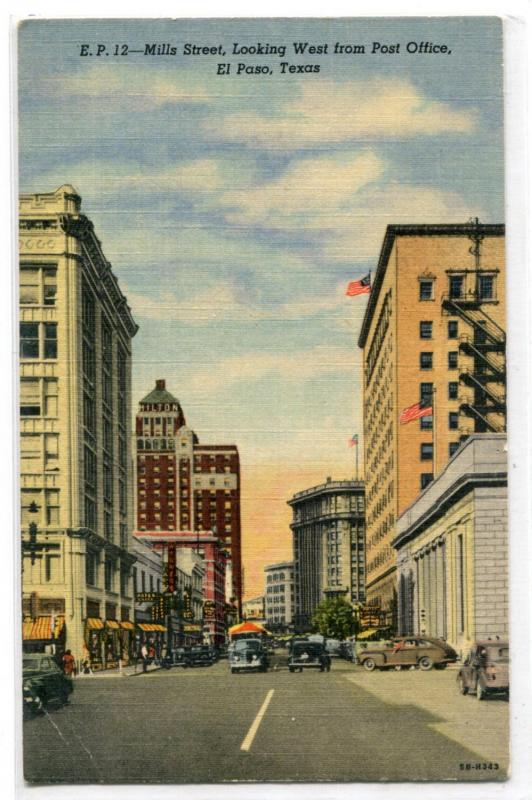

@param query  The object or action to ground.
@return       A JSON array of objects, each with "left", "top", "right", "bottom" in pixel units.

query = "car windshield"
[
  {"left": 235, "top": 640, "right": 260, "bottom": 651},
  {"left": 293, "top": 644, "right": 322, "bottom": 656}
]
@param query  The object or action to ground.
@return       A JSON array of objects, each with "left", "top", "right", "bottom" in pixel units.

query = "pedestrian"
[
  {"left": 148, "top": 643, "right": 156, "bottom": 665},
  {"left": 141, "top": 643, "right": 149, "bottom": 673},
  {"left": 62, "top": 649, "right": 76, "bottom": 676}
]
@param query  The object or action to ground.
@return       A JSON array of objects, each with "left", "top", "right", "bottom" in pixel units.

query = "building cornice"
[
  {"left": 358, "top": 222, "right": 505, "bottom": 349},
  {"left": 392, "top": 472, "right": 507, "bottom": 551},
  {"left": 288, "top": 480, "right": 365, "bottom": 505}
]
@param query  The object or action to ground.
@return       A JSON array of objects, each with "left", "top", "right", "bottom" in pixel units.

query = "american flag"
[
  {"left": 348, "top": 434, "right": 359, "bottom": 448},
  {"left": 346, "top": 274, "right": 371, "bottom": 297},
  {"left": 399, "top": 398, "right": 433, "bottom": 425}
]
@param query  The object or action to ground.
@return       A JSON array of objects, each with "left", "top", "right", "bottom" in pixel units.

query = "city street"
[{"left": 23, "top": 654, "right": 509, "bottom": 784}]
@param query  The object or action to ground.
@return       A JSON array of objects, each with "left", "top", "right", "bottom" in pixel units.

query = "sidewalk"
[{"left": 75, "top": 661, "right": 162, "bottom": 679}]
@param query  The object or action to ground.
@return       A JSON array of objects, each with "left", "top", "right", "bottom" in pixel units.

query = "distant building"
[
  {"left": 359, "top": 222, "right": 506, "bottom": 620},
  {"left": 393, "top": 434, "right": 508, "bottom": 656},
  {"left": 288, "top": 478, "right": 365, "bottom": 631},
  {"left": 135, "top": 379, "right": 242, "bottom": 613},
  {"left": 20, "top": 185, "right": 138, "bottom": 670},
  {"left": 135, "top": 530, "right": 227, "bottom": 646},
  {"left": 242, "top": 596, "right": 265, "bottom": 622},
  {"left": 264, "top": 561, "right": 294, "bottom": 631}
]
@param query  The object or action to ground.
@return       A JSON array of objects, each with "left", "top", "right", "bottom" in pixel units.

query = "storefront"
[
  {"left": 22, "top": 615, "right": 66, "bottom": 661},
  {"left": 84, "top": 617, "right": 105, "bottom": 670},
  {"left": 137, "top": 623, "right": 166, "bottom": 660},
  {"left": 119, "top": 620, "right": 135, "bottom": 664}
]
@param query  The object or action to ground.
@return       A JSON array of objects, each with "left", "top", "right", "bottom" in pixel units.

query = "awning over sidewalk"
[
  {"left": 120, "top": 621, "right": 135, "bottom": 630},
  {"left": 23, "top": 615, "right": 65, "bottom": 641},
  {"left": 106, "top": 620, "right": 120, "bottom": 629},
  {"left": 86, "top": 617, "right": 105, "bottom": 630},
  {"left": 229, "top": 621, "right": 268, "bottom": 636},
  {"left": 137, "top": 623, "right": 166, "bottom": 632}
]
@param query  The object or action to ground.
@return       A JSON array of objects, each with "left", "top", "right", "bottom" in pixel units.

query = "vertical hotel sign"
[{"left": 166, "top": 544, "right": 176, "bottom": 593}]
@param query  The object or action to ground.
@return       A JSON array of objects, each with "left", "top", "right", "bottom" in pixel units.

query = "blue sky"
[{"left": 18, "top": 17, "right": 504, "bottom": 593}]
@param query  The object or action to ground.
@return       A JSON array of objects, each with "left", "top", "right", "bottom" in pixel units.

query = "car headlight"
[{"left": 23, "top": 683, "right": 31, "bottom": 692}]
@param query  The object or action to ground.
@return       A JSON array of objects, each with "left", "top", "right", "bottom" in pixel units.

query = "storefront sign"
[
  {"left": 136, "top": 592, "right": 160, "bottom": 603},
  {"left": 166, "top": 544, "right": 176, "bottom": 593},
  {"left": 183, "top": 624, "right": 201, "bottom": 633},
  {"left": 203, "top": 600, "right": 216, "bottom": 619}
]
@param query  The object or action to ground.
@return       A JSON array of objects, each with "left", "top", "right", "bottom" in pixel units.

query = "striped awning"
[
  {"left": 137, "top": 623, "right": 166, "bottom": 632},
  {"left": 106, "top": 620, "right": 120, "bottom": 629},
  {"left": 22, "top": 616, "right": 65, "bottom": 641},
  {"left": 120, "top": 621, "right": 135, "bottom": 630},
  {"left": 86, "top": 617, "right": 105, "bottom": 630}
]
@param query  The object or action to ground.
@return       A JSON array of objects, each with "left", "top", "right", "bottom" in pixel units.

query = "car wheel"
[
  {"left": 418, "top": 656, "right": 434, "bottom": 671},
  {"left": 458, "top": 677, "right": 469, "bottom": 695},
  {"left": 362, "top": 658, "right": 376, "bottom": 672},
  {"left": 476, "top": 682, "right": 486, "bottom": 700}
]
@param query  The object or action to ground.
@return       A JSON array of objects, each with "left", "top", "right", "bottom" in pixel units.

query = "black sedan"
[{"left": 23, "top": 653, "right": 73, "bottom": 717}]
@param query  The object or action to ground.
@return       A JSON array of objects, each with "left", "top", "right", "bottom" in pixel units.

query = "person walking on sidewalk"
[
  {"left": 62, "top": 649, "right": 76, "bottom": 676},
  {"left": 141, "top": 643, "right": 149, "bottom": 673}
]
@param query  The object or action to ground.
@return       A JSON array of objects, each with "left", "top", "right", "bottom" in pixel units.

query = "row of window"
[
  {"left": 420, "top": 320, "right": 458, "bottom": 339},
  {"left": 20, "top": 323, "right": 57, "bottom": 359},
  {"left": 419, "top": 352, "right": 458, "bottom": 370},
  {"left": 419, "top": 274, "right": 496, "bottom": 301}
]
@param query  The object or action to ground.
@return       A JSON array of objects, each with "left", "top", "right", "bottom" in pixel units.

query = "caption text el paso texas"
[{"left": 79, "top": 40, "right": 453, "bottom": 76}]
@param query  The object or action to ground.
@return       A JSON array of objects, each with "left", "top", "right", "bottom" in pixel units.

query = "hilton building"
[
  {"left": 289, "top": 479, "right": 365, "bottom": 631},
  {"left": 20, "top": 186, "right": 138, "bottom": 669},
  {"left": 358, "top": 222, "right": 506, "bottom": 622}
]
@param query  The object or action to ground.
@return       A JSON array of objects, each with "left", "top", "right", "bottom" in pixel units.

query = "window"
[
  {"left": 20, "top": 378, "right": 41, "bottom": 416},
  {"left": 105, "top": 559, "right": 114, "bottom": 592},
  {"left": 21, "top": 434, "right": 40, "bottom": 470},
  {"left": 449, "top": 442, "right": 460, "bottom": 458},
  {"left": 419, "top": 321, "right": 433, "bottom": 339},
  {"left": 43, "top": 323, "right": 57, "bottom": 359},
  {"left": 420, "top": 415, "right": 433, "bottom": 430},
  {"left": 448, "top": 352, "right": 458, "bottom": 369},
  {"left": 448, "top": 382, "right": 458, "bottom": 400},
  {"left": 86, "top": 551, "right": 98, "bottom": 586},
  {"left": 448, "top": 320, "right": 458, "bottom": 339},
  {"left": 44, "top": 379, "right": 58, "bottom": 416},
  {"left": 449, "top": 275, "right": 465, "bottom": 299},
  {"left": 449, "top": 412, "right": 459, "bottom": 430},
  {"left": 420, "top": 352, "right": 433, "bottom": 370},
  {"left": 478, "top": 274, "right": 495, "bottom": 300},
  {"left": 44, "top": 434, "right": 59, "bottom": 469},
  {"left": 20, "top": 323, "right": 39, "bottom": 358},
  {"left": 420, "top": 382, "right": 433, "bottom": 403},
  {"left": 45, "top": 490, "right": 59, "bottom": 525},
  {"left": 420, "top": 443, "right": 433, "bottom": 460},
  {"left": 419, "top": 280, "right": 434, "bottom": 301},
  {"left": 19, "top": 266, "right": 57, "bottom": 306}
]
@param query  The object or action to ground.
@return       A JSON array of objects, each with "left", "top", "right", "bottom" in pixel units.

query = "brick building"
[{"left": 135, "top": 379, "right": 242, "bottom": 612}]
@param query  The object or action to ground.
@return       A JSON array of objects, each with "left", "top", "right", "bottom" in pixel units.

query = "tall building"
[
  {"left": 288, "top": 478, "right": 365, "bottom": 631},
  {"left": 358, "top": 222, "right": 505, "bottom": 621},
  {"left": 134, "top": 379, "right": 242, "bottom": 612},
  {"left": 264, "top": 561, "right": 294, "bottom": 632},
  {"left": 20, "top": 185, "right": 138, "bottom": 669}
]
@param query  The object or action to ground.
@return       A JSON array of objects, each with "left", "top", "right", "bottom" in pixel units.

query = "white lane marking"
[{"left": 240, "top": 689, "right": 275, "bottom": 752}]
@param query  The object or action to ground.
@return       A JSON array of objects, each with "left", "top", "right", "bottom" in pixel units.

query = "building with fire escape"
[{"left": 359, "top": 221, "right": 505, "bottom": 618}]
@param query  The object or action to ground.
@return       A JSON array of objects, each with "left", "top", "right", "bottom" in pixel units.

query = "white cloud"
[
  {"left": 59, "top": 65, "right": 209, "bottom": 110},
  {"left": 204, "top": 78, "right": 477, "bottom": 149}
]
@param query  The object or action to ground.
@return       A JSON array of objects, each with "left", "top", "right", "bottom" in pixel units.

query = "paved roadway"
[{"left": 23, "top": 653, "right": 509, "bottom": 784}]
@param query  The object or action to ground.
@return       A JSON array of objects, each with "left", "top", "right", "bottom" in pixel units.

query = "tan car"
[{"left": 357, "top": 636, "right": 458, "bottom": 671}]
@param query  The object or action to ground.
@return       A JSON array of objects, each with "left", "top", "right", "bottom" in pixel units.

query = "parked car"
[
  {"left": 457, "top": 640, "right": 509, "bottom": 700},
  {"left": 357, "top": 637, "right": 458, "bottom": 671},
  {"left": 287, "top": 636, "right": 309, "bottom": 654},
  {"left": 229, "top": 638, "right": 269, "bottom": 673},
  {"left": 289, "top": 642, "right": 331, "bottom": 673},
  {"left": 184, "top": 645, "right": 216, "bottom": 668},
  {"left": 23, "top": 653, "right": 73, "bottom": 717}
]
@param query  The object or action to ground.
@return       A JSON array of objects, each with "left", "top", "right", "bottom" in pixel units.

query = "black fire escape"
[{"left": 442, "top": 296, "right": 506, "bottom": 438}]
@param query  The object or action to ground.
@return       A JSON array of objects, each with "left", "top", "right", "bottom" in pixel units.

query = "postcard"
[{"left": 18, "top": 15, "right": 512, "bottom": 786}]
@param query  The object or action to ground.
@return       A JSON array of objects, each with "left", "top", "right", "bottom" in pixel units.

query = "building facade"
[
  {"left": 358, "top": 222, "right": 505, "bottom": 620},
  {"left": 393, "top": 434, "right": 508, "bottom": 656},
  {"left": 134, "top": 531, "right": 227, "bottom": 646},
  {"left": 289, "top": 478, "right": 365, "bottom": 631},
  {"left": 20, "top": 185, "right": 138, "bottom": 669},
  {"left": 135, "top": 379, "right": 242, "bottom": 612},
  {"left": 264, "top": 561, "right": 294, "bottom": 632},
  {"left": 242, "top": 596, "right": 265, "bottom": 623}
]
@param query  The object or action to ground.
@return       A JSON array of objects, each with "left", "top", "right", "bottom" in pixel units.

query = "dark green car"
[{"left": 23, "top": 654, "right": 73, "bottom": 716}]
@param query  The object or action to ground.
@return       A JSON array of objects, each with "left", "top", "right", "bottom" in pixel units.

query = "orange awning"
[
  {"left": 229, "top": 621, "right": 267, "bottom": 636},
  {"left": 106, "top": 620, "right": 120, "bottom": 629},
  {"left": 120, "top": 621, "right": 135, "bottom": 630},
  {"left": 86, "top": 617, "right": 105, "bottom": 630},
  {"left": 138, "top": 623, "right": 166, "bottom": 632},
  {"left": 22, "top": 615, "right": 65, "bottom": 641}
]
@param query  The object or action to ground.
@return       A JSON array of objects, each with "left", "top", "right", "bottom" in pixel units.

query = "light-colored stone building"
[
  {"left": 289, "top": 478, "right": 365, "bottom": 631},
  {"left": 242, "top": 595, "right": 265, "bottom": 622},
  {"left": 393, "top": 434, "right": 508, "bottom": 656},
  {"left": 20, "top": 185, "right": 138, "bottom": 669},
  {"left": 264, "top": 561, "right": 294, "bottom": 632},
  {"left": 358, "top": 222, "right": 506, "bottom": 619}
]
